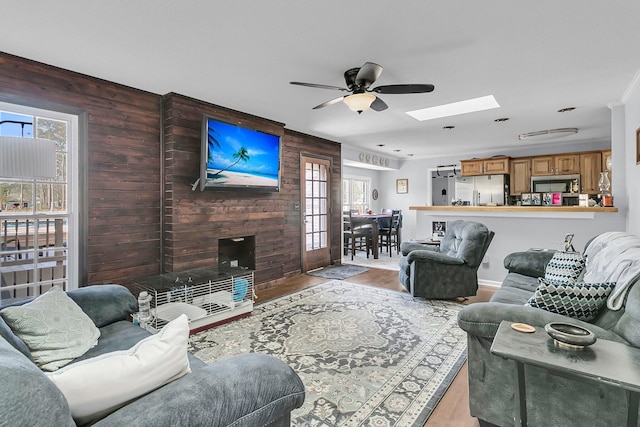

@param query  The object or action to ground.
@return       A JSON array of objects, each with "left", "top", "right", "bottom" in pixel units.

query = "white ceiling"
[{"left": 2, "top": 1, "right": 640, "bottom": 160}]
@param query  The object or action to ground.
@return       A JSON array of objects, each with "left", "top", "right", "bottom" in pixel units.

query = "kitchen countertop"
[
  {"left": 410, "top": 205, "right": 617, "bottom": 212},
  {"left": 409, "top": 205, "right": 618, "bottom": 219}
]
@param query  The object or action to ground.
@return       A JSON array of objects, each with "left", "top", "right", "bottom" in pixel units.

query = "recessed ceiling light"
[
  {"left": 407, "top": 154, "right": 414, "bottom": 157},
  {"left": 393, "top": 149, "right": 401, "bottom": 152},
  {"left": 494, "top": 117, "right": 509, "bottom": 122},
  {"left": 443, "top": 126, "right": 455, "bottom": 130},
  {"left": 557, "top": 107, "right": 576, "bottom": 113},
  {"left": 406, "top": 95, "right": 500, "bottom": 121},
  {"left": 377, "top": 144, "right": 385, "bottom": 147}
]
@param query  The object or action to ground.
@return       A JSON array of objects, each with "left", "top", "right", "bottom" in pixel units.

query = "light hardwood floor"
[{"left": 256, "top": 268, "right": 495, "bottom": 427}]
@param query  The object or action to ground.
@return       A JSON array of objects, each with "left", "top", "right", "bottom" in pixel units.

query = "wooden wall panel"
[
  {"left": 0, "top": 52, "right": 341, "bottom": 289},
  {"left": 0, "top": 52, "right": 162, "bottom": 285},
  {"left": 162, "top": 94, "right": 341, "bottom": 286}
]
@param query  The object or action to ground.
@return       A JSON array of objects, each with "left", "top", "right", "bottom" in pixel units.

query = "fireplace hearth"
[{"left": 219, "top": 236, "right": 255, "bottom": 271}]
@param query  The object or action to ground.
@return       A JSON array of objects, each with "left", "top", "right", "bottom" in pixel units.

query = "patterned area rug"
[
  {"left": 189, "top": 281, "right": 467, "bottom": 426},
  {"left": 307, "top": 264, "right": 369, "bottom": 280}
]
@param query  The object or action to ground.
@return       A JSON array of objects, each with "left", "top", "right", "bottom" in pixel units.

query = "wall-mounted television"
[{"left": 200, "top": 116, "right": 281, "bottom": 192}]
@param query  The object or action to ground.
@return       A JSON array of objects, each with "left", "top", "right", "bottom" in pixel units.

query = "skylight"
[{"left": 406, "top": 95, "right": 500, "bottom": 121}]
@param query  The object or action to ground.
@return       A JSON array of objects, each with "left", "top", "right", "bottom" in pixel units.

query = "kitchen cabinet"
[
  {"left": 484, "top": 157, "right": 510, "bottom": 174},
  {"left": 531, "top": 154, "right": 580, "bottom": 175},
  {"left": 461, "top": 157, "right": 510, "bottom": 176},
  {"left": 510, "top": 158, "right": 531, "bottom": 195},
  {"left": 531, "top": 156, "right": 554, "bottom": 175},
  {"left": 461, "top": 160, "right": 483, "bottom": 176},
  {"left": 580, "top": 152, "right": 602, "bottom": 194}
]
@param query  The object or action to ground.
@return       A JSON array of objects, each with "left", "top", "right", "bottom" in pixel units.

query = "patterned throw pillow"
[
  {"left": 0, "top": 286, "right": 100, "bottom": 371},
  {"left": 525, "top": 278, "right": 616, "bottom": 321},
  {"left": 544, "top": 251, "right": 586, "bottom": 285}
]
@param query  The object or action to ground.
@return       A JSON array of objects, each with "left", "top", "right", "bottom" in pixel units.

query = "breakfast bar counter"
[
  {"left": 410, "top": 205, "right": 617, "bottom": 219},
  {"left": 408, "top": 205, "right": 624, "bottom": 284},
  {"left": 410, "top": 205, "right": 617, "bottom": 212}
]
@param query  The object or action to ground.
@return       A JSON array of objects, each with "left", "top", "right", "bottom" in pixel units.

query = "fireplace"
[{"left": 219, "top": 236, "right": 255, "bottom": 271}]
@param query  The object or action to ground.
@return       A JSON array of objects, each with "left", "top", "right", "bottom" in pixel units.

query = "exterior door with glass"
[{"left": 301, "top": 155, "right": 331, "bottom": 272}]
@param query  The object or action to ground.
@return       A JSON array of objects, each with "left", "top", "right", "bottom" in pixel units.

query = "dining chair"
[
  {"left": 343, "top": 212, "right": 373, "bottom": 260},
  {"left": 379, "top": 211, "right": 402, "bottom": 256}
]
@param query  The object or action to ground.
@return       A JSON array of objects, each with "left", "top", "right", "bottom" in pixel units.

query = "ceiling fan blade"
[
  {"left": 290, "top": 81, "right": 349, "bottom": 91},
  {"left": 313, "top": 96, "right": 346, "bottom": 110},
  {"left": 355, "top": 62, "right": 383, "bottom": 88},
  {"left": 371, "top": 84, "right": 435, "bottom": 94},
  {"left": 370, "top": 96, "right": 388, "bottom": 112}
]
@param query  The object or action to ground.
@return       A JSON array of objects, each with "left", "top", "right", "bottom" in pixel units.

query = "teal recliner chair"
[{"left": 398, "top": 220, "right": 494, "bottom": 299}]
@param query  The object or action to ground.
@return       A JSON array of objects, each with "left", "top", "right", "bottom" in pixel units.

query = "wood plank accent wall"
[
  {"left": 0, "top": 52, "right": 341, "bottom": 288},
  {"left": 162, "top": 93, "right": 342, "bottom": 286},
  {"left": 0, "top": 52, "right": 162, "bottom": 285}
]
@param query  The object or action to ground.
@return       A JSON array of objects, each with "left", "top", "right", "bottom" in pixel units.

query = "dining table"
[{"left": 350, "top": 213, "right": 392, "bottom": 259}]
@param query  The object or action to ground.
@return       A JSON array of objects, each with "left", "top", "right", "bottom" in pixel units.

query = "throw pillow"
[
  {"left": 46, "top": 314, "right": 191, "bottom": 426},
  {"left": 544, "top": 251, "right": 586, "bottom": 285},
  {"left": 525, "top": 278, "right": 615, "bottom": 321},
  {"left": 0, "top": 286, "right": 100, "bottom": 371}
]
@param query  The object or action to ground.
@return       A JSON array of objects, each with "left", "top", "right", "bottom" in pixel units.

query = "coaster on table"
[{"left": 511, "top": 322, "right": 535, "bottom": 333}]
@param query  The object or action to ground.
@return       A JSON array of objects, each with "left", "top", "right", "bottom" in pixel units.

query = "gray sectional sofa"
[
  {"left": 0, "top": 284, "right": 305, "bottom": 427},
  {"left": 457, "top": 233, "right": 640, "bottom": 427}
]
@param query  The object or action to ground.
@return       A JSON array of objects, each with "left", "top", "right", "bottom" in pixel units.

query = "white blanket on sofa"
[{"left": 583, "top": 231, "right": 640, "bottom": 310}]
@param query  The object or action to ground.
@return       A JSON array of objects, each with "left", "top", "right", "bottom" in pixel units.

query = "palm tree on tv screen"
[{"left": 211, "top": 146, "right": 250, "bottom": 176}]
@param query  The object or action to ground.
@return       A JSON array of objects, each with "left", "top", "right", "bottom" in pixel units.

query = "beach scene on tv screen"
[{"left": 205, "top": 118, "right": 280, "bottom": 188}]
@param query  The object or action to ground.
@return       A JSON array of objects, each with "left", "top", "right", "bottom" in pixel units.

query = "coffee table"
[{"left": 490, "top": 320, "right": 640, "bottom": 427}]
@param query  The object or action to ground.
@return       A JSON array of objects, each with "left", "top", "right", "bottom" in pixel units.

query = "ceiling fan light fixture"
[
  {"left": 518, "top": 128, "right": 578, "bottom": 141},
  {"left": 343, "top": 93, "right": 376, "bottom": 113}
]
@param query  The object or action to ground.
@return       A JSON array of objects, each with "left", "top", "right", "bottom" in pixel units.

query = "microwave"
[{"left": 531, "top": 174, "right": 580, "bottom": 196}]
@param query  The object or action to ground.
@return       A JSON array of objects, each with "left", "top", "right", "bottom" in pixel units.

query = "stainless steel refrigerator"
[{"left": 454, "top": 174, "right": 509, "bottom": 206}]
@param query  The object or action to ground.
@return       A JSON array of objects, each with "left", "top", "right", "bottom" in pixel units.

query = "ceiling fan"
[{"left": 290, "top": 62, "right": 434, "bottom": 114}]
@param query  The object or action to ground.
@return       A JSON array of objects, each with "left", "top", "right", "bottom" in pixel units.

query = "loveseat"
[
  {"left": 0, "top": 284, "right": 305, "bottom": 426},
  {"left": 457, "top": 232, "right": 640, "bottom": 427}
]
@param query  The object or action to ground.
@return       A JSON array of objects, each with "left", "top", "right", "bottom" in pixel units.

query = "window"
[
  {"left": 0, "top": 103, "right": 78, "bottom": 300},
  {"left": 342, "top": 176, "right": 370, "bottom": 214}
]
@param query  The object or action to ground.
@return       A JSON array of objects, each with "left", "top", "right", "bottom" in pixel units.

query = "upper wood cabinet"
[
  {"left": 484, "top": 157, "right": 510, "bottom": 174},
  {"left": 460, "top": 160, "right": 484, "bottom": 176},
  {"left": 461, "top": 157, "right": 510, "bottom": 176},
  {"left": 510, "top": 158, "right": 531, "bottom": 195},
  {"left": 531, "top": 154, "right": 580, "bottom": 175},
  {"left": 580, "top": 152, "right": 602, "bottom": 194}
]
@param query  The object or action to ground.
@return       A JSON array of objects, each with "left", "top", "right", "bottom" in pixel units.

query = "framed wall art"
[{"left": 396, "top": 178, "right": 408, "bottom": 194}]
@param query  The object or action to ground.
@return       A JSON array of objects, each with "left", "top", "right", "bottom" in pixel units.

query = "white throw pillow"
[
  {"left": 46, "top": 314, "right": 191, "bottom": 425},
  {"left": 0, "top": 286, "right": 100, "bottom": 371}
]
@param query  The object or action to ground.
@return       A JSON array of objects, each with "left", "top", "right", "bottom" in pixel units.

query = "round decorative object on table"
[
  {"left": 544, "top": 322, "right": 596, "bottom": 349},
  {"left": 372, "top": 189, "right": 379, "bottom": 200},
  {"left": 511, "top": 322, "right": 535, "bottom": 333}
]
